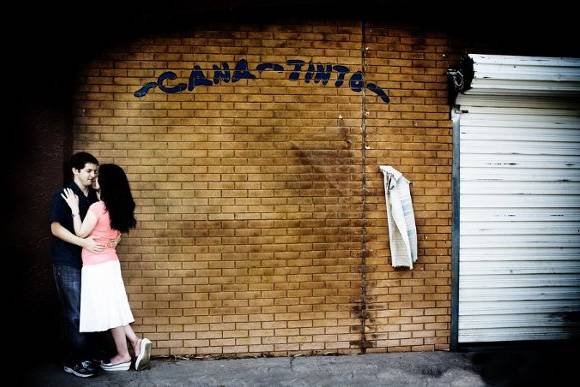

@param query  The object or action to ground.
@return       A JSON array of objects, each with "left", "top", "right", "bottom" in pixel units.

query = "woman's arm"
[
  {"left": 61, "top": 188, "right": 99, "bottom": 238},
  {"left": 74, "top": 210, "right": 98, "bottom": 238}
]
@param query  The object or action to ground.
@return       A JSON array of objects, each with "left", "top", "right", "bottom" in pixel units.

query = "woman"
[{"left": 62, "top": 163, "right": 151, "bottom": 372}]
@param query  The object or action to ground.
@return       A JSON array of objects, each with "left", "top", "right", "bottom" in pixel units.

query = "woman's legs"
[
  {"left": 108, "top": 324, "right": 146, "bottom": 363},
  {"left": 124, "top": 325, "right": 141, "bottom": 357},
  {"left": 123, "top": 325, "right": 152, "bottom": 370},
  {"left": 109, "top": 326, "right": 132, "bottom": 364}
]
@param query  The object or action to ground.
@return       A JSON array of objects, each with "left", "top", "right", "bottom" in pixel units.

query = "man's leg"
[
  {"left": 87, "top": 331, "right": 115, "bottom": 362},
  {"left": 53, "top": 264, "right": 94, "bottom": 377}
]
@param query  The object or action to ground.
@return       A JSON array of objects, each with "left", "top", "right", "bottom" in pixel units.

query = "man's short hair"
[{"left": 70, "top": 152, "right": 99, "bottom": 170}]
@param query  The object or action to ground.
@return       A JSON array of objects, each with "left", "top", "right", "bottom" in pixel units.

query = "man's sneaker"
[
  {"left": 81, "top": 360, "right": 99, "bottom": 374},
  {"left": 64, "top": 362, "right": 95, "bottom": 378}
]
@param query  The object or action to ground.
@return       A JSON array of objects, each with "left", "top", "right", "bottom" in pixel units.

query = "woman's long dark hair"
[{"left": 98, "top": 164, "right": 137, "bottom": 233}]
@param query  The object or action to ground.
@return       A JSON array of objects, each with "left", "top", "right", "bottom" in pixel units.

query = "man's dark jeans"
[{"left": 53, "top": 264, "right": 87, "bottom": 364}]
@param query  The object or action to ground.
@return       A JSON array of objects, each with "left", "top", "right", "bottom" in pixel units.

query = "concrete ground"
[{"left": 22, "top": 343, "right": 579, "bottom": 386}]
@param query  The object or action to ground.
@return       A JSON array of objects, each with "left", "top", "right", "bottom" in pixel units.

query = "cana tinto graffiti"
[{"left": 134, "top": 59, "right": 389, "bottom": 103}]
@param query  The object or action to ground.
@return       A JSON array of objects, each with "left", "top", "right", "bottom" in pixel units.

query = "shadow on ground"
[{"left": 466, "top": 340, "right": 579, "bottom": 386}]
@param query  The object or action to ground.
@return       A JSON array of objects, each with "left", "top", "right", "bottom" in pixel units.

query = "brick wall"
[
  {"left": 73, "top": 21, "right": 452, "bottom": 357},
  {"left": 363, "top": 24, "right": 452, "bottom": 352}
]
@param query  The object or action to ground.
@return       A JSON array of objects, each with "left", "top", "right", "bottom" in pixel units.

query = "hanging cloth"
[{"left": 379, "top": 166, "right": 418, "bottom": 269}]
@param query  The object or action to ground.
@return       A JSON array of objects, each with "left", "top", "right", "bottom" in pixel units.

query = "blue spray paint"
[{"left": 134, "top": 58, "right": 390, "bottom": 104}]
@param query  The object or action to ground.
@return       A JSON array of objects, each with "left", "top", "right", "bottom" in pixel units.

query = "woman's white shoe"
[
  {"left": 100, "top": 360, "right": 131, "bottom": 371},
  {"left": 135, "top": 338, "right": 152, "bottom": 371}
]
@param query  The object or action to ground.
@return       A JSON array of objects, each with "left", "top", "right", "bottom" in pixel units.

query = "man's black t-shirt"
[{"left": 49, "top": 181, "right": 98, "bottom": 268}]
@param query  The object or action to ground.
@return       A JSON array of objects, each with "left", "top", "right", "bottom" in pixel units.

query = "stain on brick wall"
[{"left": 73, "top": 21, "right": 452, "bottom": 357}]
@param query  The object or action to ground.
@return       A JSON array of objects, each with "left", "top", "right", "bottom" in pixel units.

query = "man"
[{"left": 50, "top": 152, "right": 104, "bottom": 378}]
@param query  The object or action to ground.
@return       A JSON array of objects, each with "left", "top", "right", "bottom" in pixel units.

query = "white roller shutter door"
[{"left": 455, "top": 55, "right": 580, "bottom": 343}]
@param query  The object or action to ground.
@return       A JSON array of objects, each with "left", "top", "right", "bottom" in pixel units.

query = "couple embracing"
[{"left": 50, "top": 152, "right": 152, "bottom": 377}]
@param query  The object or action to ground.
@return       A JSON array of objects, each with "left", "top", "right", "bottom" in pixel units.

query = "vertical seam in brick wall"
[{"left": 358, "top": 19, "right": 369, "bottom": 354}]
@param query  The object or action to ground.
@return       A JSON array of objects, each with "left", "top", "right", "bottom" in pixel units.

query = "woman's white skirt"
[{"left": 80, "top": 259, "right": 134, "bottom": 332}]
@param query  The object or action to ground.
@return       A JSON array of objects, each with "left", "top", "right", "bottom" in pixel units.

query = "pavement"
[{"left": 21, "top": 343, "right": 579, "bottom": 386}]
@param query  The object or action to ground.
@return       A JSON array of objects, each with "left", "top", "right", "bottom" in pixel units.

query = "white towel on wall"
[{"left": 379, "top": 166, "right": 418, "bottom": 269}]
